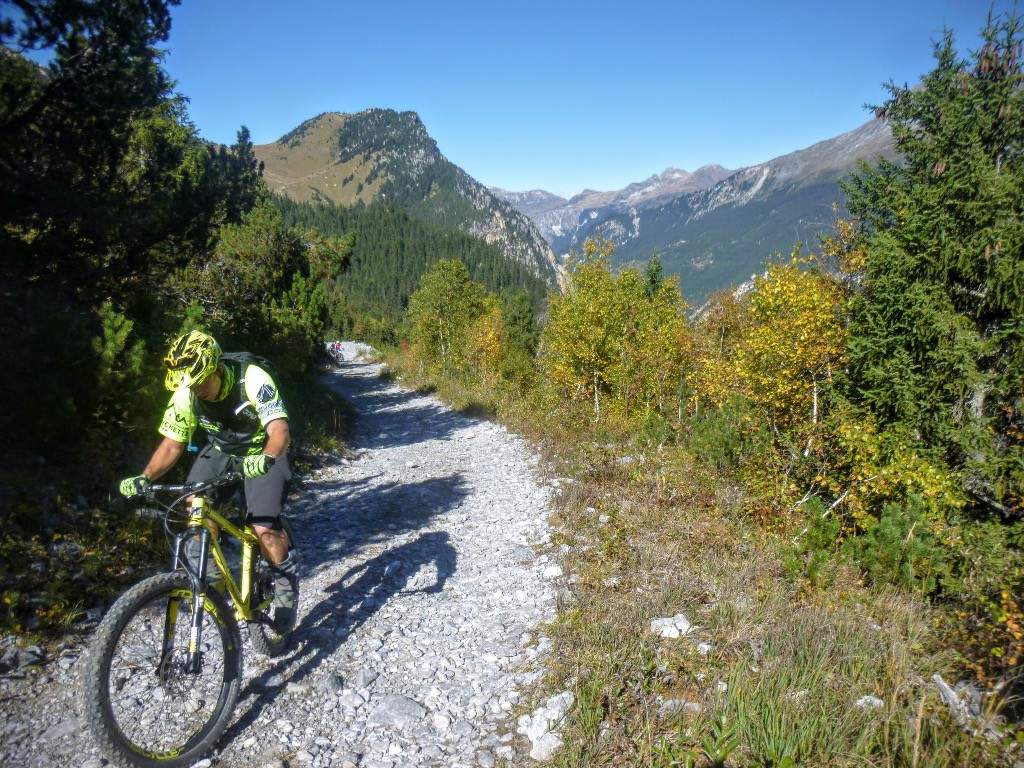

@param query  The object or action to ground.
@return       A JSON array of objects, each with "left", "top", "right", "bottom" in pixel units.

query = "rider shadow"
[
  {"left": 289, "top": 530, "right": 457, "bottom": 687},
  {"left": 302, "top": 529, "right": 457, "bottom": 648},
  {"left": 220, "top": 532, "right": 458, "bottom": 743}
]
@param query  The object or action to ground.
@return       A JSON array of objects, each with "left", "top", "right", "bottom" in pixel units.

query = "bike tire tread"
[{"left": 82, "top": 572, "right": 242, "bottom": 768}]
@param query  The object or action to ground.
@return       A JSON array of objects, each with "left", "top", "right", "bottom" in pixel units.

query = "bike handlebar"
[{"left": 140, "top": 472, "right": 243, "bottom": 498}]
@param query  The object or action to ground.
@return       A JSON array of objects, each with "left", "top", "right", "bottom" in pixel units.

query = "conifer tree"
[
  {"left": 644, "top": 252, "right": 665, "bottom": 298},
  {"left": 0, "top": 0, "right": 195, "bottom": 300},
  {"left": 842, "top": 11, "right": 1024, "bottom": 512}
]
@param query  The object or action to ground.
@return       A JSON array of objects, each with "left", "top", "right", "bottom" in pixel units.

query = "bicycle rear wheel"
[
  {"left": 82, "top": 572, "right": 242, "bottom": 767},
  {"left": 248, "top": 516, "right": 299, "bottom": 656}
]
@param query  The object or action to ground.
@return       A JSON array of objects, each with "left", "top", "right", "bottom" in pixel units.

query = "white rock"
[
  {"left": 650, "top": 614, "right": 693, "bottom": 638},
  {"left": 520, "top": 691, "right": 574, "bottom": 761},
  {"left": 855, "top": 695, "right": 885, "bottom": 710},
  {"left": 531, "top": 731, "right": 564, "bottom": 762},
  {"left": 367, "top": 694, "right": 426, "bottom": 727}
]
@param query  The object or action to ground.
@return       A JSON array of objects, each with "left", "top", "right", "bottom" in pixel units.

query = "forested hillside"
[
  {"left": 384, "top": 12, "right": 1024, "bottom": 765},
  {"left": 276, "top": 197, "right": 549, "bottom": 345},
  {"left": 255, "top": 110, "right": 562, "bottom": 286},
  {"left": 499, "top": 117, "right": 897, "bottom": 305}
]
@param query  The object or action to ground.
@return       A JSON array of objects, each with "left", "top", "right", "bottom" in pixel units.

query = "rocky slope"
[
  {"left": 490, "top": 164, "right": 733, "bottom": 249},
  {"left": 496, "top": 117, "right": 898, "bottom": 304}
]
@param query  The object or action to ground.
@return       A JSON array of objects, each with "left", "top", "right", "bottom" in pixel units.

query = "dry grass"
[
  {"left": 534, "top": 435, "right": 1008, "bottom": 767},
  {"left": 253, "top": 112, "right": 388, "bottom": 206}
]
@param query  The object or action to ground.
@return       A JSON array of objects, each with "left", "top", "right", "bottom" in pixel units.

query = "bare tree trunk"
[{"left": 804, "top": 377, "right": 818, "bottom": 457}]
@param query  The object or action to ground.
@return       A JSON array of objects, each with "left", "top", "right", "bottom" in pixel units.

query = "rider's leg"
[
  {"left": 244, "top": 454, "right": 296, "bottom": 630},
  {"left": 254, "top": 523, "right": 298, "bottom": 632},
  {"left": 244, "top": 451, "right": 292, "bottom": 562},
  {"left": 253, "top": 525, "right": 288, "bottom": 563}
]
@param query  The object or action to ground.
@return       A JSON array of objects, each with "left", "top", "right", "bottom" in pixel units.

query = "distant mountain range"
[
  {"left": 491, "top": 118, "right": 898, "bottom": 303},
  {"left": 489, "top": 164, "right": 734, "bottom": 246},
  {"left": 254, "top": 110, "right": 562, "bottom": 286},
  {"left": 256, "top": 108, "right": 899, "bottom": 306}
]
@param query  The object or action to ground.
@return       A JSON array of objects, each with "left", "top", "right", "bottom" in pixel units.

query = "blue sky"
[{"left": 164, "top": 0, "right": 1004, "bottom": 198}]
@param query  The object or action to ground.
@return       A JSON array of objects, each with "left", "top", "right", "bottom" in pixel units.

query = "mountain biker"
[{"left": 118, "top": 330, "right": 298, "bottom": 629}]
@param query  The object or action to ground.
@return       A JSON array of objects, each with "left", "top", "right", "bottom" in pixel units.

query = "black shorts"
[{"left": 186, "top": 444, "right": 292, "bottom": 525}]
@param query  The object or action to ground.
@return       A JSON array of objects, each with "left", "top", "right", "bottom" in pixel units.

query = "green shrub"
[
  {"left": 785, "top": 498, "right": 843, "bottom": 589},
  {"left": 638, "top": 410, "right": 674, "bottom": 448},
  {"left": 687, "top": 396, "right": 754, "bottom": 470},
  {"left": 942, "top": 515, "right": 1024, "bottom": 680},
  {"left": 843, "top": 496, "right": 952, "bottom": 596}
]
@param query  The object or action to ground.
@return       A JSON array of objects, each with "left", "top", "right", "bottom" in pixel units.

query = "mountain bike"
[{"left": 82, "top": 472, "right": 299, "bottom": 768}]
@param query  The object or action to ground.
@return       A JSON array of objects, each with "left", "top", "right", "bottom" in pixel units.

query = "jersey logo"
[{"left": 257, "top": 383, "right": 276, "bottom": 404}]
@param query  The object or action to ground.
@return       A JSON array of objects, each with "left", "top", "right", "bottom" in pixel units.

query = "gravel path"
[{"left": 0, "top": 343, "right": 559, "bottom": 768}]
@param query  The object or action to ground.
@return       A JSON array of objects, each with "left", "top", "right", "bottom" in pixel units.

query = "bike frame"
[
  {"left": 179, "top": 497, "right": 269, "bottom": 622},
  {"left": 149, "top": 474, "right": 274, "bottom": 675}
]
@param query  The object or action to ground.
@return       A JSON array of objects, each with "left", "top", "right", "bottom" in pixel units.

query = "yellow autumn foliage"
[
  {"left": 540, "top": 238, "right": 688, "bottom": 421},
  {"left": 735, "top": 254, "right": 847, "bottom": 433},
  {"left": 685, "top": 288, "right": 747, "bottom": 411},
  {"left": 464, "top": 301, "right": 506, "bottom": 386}
]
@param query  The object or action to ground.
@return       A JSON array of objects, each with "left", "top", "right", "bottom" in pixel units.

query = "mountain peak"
[
  {"left": 659, "top": 168, "right": 693, "bottom": 179},
  {"left": 255, "top": 110, "right": 561, "bottom": 285}
]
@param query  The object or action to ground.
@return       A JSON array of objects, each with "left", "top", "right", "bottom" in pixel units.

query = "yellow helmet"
[{"left": 163, "top": 330, "right": 222, "bottom": 391}]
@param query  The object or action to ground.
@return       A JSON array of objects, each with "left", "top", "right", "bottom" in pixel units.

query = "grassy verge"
[
  {"left": 382, "top": 350, "right": 1017, "bottom": 767},
  {"left": 285, "top": 364, "right": 359, "bottom": 473}
]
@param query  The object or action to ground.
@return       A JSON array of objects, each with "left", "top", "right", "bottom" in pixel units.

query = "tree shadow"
[
  {"left": 322, "top": 362, "right": 485, "bottom": 450},
  {"left": 288, "top": 473, "right": 468, "bottom": 571}
]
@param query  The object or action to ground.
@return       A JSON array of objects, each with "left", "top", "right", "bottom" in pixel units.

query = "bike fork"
[
  {"left": 159, "top": 593, "right": 180, "bottom": 684},
  {"left": 167, "top": 525, "right": 213, "bottom": 675},
  {"left": 186, "top": 528, "right": 213, "bottom": 673}
]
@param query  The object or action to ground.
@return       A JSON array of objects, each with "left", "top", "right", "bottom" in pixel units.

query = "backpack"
[
  {"left": 184, "top": 352, "right": 288, "bottom": 454},
  {"left": 221, "top": 351, "right": 290, "bottom": 418},
  {"left": 221, "top": 351, "right": 280, "bottom": 383}
]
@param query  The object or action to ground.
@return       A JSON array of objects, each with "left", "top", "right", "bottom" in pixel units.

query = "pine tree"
[
  {"left": 644, "top": 252, "right": 665, "bottom": 298},
  {"left": 0, "top": 0, "right": 200, "bottom": 301},
  {"left": 841, "top": 10, "right": 1024, "bottom": 513}
]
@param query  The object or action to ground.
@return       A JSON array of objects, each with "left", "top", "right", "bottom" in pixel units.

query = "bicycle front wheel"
[{"left": 82, "top": 572, "right": 243, "bottom": 768}]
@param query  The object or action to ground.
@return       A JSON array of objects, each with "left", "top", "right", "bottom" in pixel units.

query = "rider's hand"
[
  {"left": 119, "top": 474, "right": 151, "bottom": 497},
  {"left": 243, "top": 454, "right": 275, "bottom": 478}
]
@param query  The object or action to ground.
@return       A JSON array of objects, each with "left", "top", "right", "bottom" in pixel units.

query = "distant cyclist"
[{"left": 119, "top": 330, "right": 298, "bottom": 629}]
